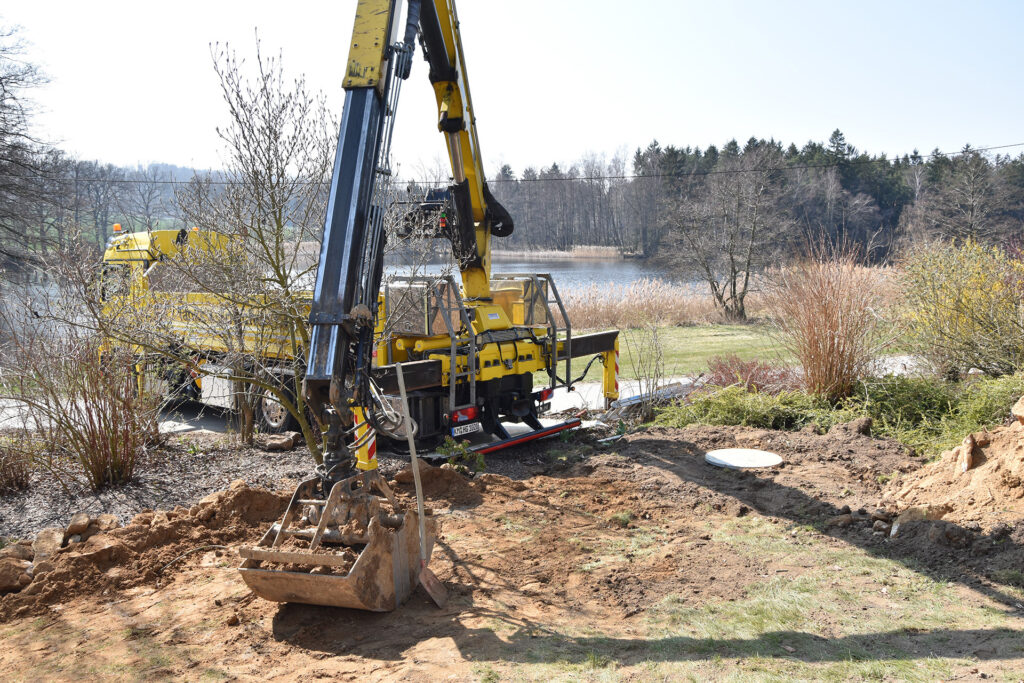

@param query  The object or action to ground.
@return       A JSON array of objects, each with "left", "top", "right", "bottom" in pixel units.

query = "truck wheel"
[{"left": 258, "top": 387, "right": 298, "bottom": 433}]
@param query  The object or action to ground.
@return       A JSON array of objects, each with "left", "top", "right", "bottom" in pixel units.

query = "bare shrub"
[
  {"left": 704, "top": 355, "right": 800, "bottom": 395},
  {"left": 0, "top": 281, "right": 162, "bottom": 490},
  {"left": 621, "top": 324, "right": 664, "bottom": 422},
  {"left": 764, "top": 253, "right": 893, "bottom": 400},
  {"left": 0, "top": 441, "right": 31, "bottom": 493},
  {"left": 561, "top": 279, "right": 765, "bottom": 330}
]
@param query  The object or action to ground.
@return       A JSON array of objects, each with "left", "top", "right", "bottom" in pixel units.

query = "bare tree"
[
  {"left": 118, "top": 164, "right": 175, "bottom": 232},
  {"left": 911, "top": 148, "right": 1009, "bottom": 241},
  {"left": 665, "top": 144, "right": 793, "bottom": 321},
  {"left": 164, "top": 39, "right": 335, "bottom": 447},
  {"left": 0, "top": 25, "right": 50, "bottom": 270}
]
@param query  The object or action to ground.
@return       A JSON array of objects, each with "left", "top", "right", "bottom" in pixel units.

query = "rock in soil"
[
  {"left": 93, "top": 514, "right": 121, "bottom": 532},
  {"left": 0, "top": 558, "right": 32, "bottom": 593},
  {"left": 826, "top": 513, "right": 855, "bottom": 528},
  {"left": 65, "top": 511, "right": 91, "bottom": 537},
  {"left": 32, "top": 528, "right": 64, "bottom": 562},
  {"left": 1010, "top": 394, "right": 1024, "bottom": 425},
  {"left": 264, "top": 434, "right": 295, "bottom": 452},
  {"left": 890, "top": 418, "right": 1024, "bottom": 529},
  {"left": 0, "top": 544, "right": 33, "bottom": 562}
]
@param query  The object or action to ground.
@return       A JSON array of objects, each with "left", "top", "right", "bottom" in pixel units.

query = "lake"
[{"left": 386, "top": 256, "right": 677, "bottom": 292}]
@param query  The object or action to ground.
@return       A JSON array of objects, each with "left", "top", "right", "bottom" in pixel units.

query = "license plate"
[{"left": 452, "top": 422, "right": 483, "bottom": 437}]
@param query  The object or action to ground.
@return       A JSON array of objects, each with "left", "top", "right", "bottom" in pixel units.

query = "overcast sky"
[{"left": 4, "top": 0, "right": 1023, "bottom": 179}]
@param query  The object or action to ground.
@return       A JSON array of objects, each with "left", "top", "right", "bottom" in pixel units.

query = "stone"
[
  {"left": 67, "top": 534, "right": 82, "bottom": 544},
  {"left": 926, "top": 522, "right": 973, "bottom": 548},
  {"left": 283, "top": 431, "right": 303, "bottom": 446},
  {"left": 226, "top": 613, "right": 240, "bottom": 626},
  {"left": 0, "top": 558, "right": 32, "bottom": 593},
  {"left": 826, "top": 513, "right": 855, "bottom": 528},
  {"left": 93, "top": 514, "right": 121, "bottom": 532},
  {"left": 70, "top": 537, "right": 130, "bottom": 566},
  {"left": 971, "top": 430, "right": 992, "bottom": 448},
  {"left": 870, "top": 509, "right": 892, "bottom": 523},
  {"left": 0, "top": 544, "right": 33, "bottom": 561},
  {"left": 264, "top": 434, "right": 295, "bottom": 452},
  {"left": 872, "top": 519, "right": 891, "bottom": 533},
  {"left": 130, "top": 511, "right": 155, "bottom": 527},
  {"left": 828, "top": 417, "right": 872, "bottom": 437},
  {"left": 955, "top": 434, "right": 977, "bottom": 474},
  {"left": 32, "top": 527, "right": 65, "bottom": 562},
  {"left": 839, "top": 505, "right": 851, "bottom": 515},
  {"left": 1012, "top": 395, "right": 1024, "bottom": 425},
  {"left": 66, "top": 511, "right": 91, "bottom": 537}
]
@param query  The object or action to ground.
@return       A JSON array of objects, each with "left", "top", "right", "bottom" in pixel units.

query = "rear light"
[
  {"left": 535, "top": 388, "right": 553, "bottom": 402},
  {"left": 451, "top": 406, "right": 479, "bottom": 423}
]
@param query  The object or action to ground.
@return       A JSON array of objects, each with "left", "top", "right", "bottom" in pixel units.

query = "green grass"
[
  {"left": 655, "top": 373, "right": 1024, "bottom": 458},
  {"left": 550, "top": 324, "right": 784, "bottom": 384},
  {"left": 466, "top": 514, "right": 1021, "bottom": 682}
]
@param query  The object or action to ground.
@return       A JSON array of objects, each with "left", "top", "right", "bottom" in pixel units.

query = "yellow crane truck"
[{"left": 103, "top": 0, "right": 620, "bottom": 611}]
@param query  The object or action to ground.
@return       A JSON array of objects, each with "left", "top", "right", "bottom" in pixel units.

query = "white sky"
[{"left": 4, "top": 0, "right": 1023, "bottom": 179}]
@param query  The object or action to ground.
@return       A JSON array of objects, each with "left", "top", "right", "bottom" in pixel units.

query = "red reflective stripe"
[{"left": 471, "top": 420, "right": 581, "bottom": 455}]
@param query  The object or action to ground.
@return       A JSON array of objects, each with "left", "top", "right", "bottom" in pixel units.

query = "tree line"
[
  {"left": 489, "top": 131, "right": 1024, "bottom": 259},
  {"left": 5, "top": 17, "right": 1024, "bottom": 293}
]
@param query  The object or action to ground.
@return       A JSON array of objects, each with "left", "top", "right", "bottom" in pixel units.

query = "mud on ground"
[{"left": 0, "top": 422, "right": 1022, "bottom": 681}]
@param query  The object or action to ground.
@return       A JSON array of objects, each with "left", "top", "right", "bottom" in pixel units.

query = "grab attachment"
[{"left": 238, "top": 469, "right": 435, "bottom": 612}]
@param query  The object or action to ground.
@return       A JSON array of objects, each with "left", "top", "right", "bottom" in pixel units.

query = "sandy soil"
[{"left": 0, "top": 423, "right": 1021, "bottom": 681}]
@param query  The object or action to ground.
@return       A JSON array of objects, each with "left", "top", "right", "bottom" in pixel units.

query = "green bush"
[{"left": 655, "top": 385, "right": 844, "bottom": 431}]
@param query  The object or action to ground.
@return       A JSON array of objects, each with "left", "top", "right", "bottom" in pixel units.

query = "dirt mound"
[
  {"left": 393, "top": 463, "right": 482, "bottom": 507},
  {"left": 887, "top": 422, "right": 1024, "bottom": 528},
  {"left": 0, "top": 480, "right": 288, "bottom": 621}
]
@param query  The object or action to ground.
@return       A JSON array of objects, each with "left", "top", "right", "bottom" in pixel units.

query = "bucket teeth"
[{"left": 238, "top": 472, "right": 434, "bottom": 612}]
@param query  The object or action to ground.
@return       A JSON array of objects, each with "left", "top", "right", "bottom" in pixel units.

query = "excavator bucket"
[{"left": 238, "top": 474, "right": 435, "bottom": 612}]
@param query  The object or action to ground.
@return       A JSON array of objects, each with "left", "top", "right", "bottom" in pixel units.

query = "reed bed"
[
  {"left": 493, "top": 245, "right": 625, "bottom": 261},
  {"left": 560, "top": 279, "right": 766, "bottom": 329}
]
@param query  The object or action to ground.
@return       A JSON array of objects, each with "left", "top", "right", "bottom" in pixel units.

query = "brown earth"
[
  {"left": 889, "top": 420, "right": 1024, "bottom": 528},
  {"left": 0, "top": 423, "right": 1021, "bottom": 680}
]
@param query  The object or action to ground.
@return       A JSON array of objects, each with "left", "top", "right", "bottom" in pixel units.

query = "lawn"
[{"left": 562, "top": 323, "right": 787, "bottom": 384}]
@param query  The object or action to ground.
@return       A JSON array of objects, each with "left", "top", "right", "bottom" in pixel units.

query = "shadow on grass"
[
  {"left": 621, "top": 435, "right": 1024, "bottom": 610},
  {"left": 270, "top": 597, "right": 1021, "bottom": 665}
]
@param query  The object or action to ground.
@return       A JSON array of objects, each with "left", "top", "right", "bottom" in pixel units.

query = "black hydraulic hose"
[
  {"left": 400, "top": 0, "right": 421, "bottom": 78},
  {"left": 549, "top": 353, "right": 605, "bottom": 388}
]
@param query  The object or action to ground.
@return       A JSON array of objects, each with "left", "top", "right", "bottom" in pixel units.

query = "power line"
[{"left": 3, "top": 141, "right": 1023, "bottom": 187}]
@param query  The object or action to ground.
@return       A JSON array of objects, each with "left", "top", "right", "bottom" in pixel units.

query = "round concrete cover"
[{"left": 704, "top": 448, "right": 782, "bottom": 469}]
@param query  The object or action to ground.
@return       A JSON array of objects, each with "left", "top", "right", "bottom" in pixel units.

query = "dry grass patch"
[{"left": 562, "top": 279, "right": 766, "bottom": 330}]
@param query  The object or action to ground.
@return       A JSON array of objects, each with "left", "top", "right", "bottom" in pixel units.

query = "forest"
[{"left": 4, "top": 128, "right": 1023, "bottom": 282}]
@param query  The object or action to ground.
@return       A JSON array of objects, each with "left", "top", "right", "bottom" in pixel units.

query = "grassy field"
[
  {"left": 561, "top": 323, "right": 786, "bottom": 384},
  {"left": 474, "top": 514, "right": 1024, "bottom": 681}
]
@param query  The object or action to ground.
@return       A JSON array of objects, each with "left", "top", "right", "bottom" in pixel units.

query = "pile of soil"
[
  {"left": 0, "top": 480, "right": 288, "bottom": 621},
  {"left": 887, "top": 422, "right": 1024, "bottom": 528}
]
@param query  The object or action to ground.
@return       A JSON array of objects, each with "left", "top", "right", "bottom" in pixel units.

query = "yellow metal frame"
[{"left": 343, "top": 0, "right": 396, "bottom": 92}]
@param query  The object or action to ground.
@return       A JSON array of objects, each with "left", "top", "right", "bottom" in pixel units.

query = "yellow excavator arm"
[{"left": 419, "top": 0, "right": 497, "bottom": 299}]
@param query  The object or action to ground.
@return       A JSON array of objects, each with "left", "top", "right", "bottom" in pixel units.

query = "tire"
[{"left": 257, "top": 385, "right": 298, "bottom": 433}]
